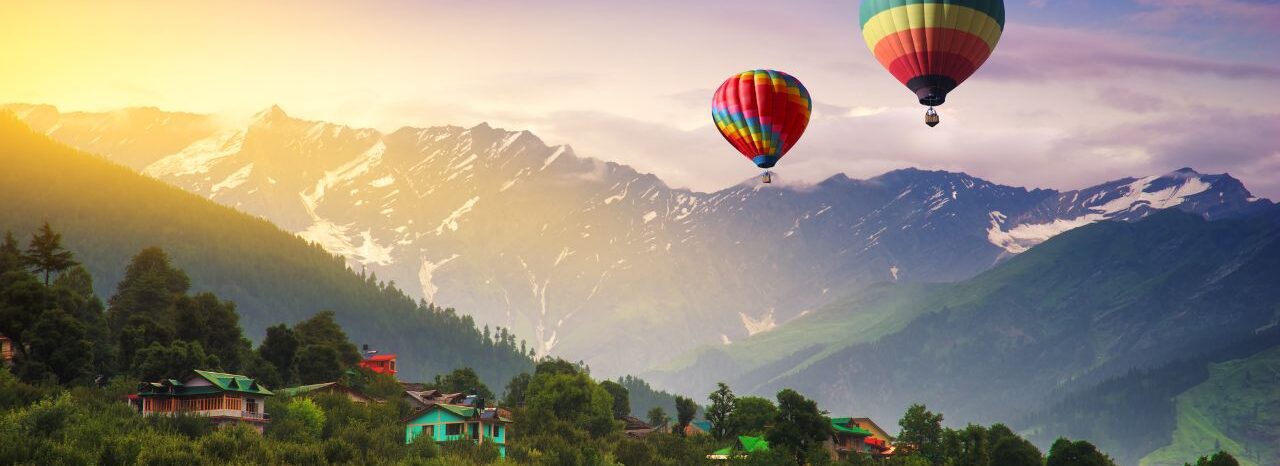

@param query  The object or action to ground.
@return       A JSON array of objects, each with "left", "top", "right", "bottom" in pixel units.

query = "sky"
[{"left": 3, "top": 0, "right": 1280, "bottom": 197}]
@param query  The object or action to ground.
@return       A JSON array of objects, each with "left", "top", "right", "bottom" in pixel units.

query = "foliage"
[
  {"left": 706, "top": 382, "right": 736, "bottom": 440},
  {"left": 295, "top": 344, "right": 345, "bottom": 384},
  {"left": 896, "top": 404, "right": 945, "bottom": 463},
  {"left": 1047, "top": 438, "right": 1117, "bottom": 466},
  {"left": 432, "top": 367, "right": 494, "bottom": 400},
  {"left": 675, "top": 395, "right": 698, "bottom": 435},
  {"left": 646, "top": 406, "right": 670, "bottom": 428},
  {"left": 726, "top": 396, "right": 776, "bottom": 436},
  {"left": 1186, "top": 451, "right": 1240, "bottom": 466},
  {"left": 502, "top": 372, "right": 531, "bottom": 407},
  {"left": 23, "top": 221, "right": 77, "bottom": 285},
  {"left": 599, "top": 379, "right": 630, "bottom": 418},
  {"left": 766, "top": 388, "right": 833, "bottom": 465}
]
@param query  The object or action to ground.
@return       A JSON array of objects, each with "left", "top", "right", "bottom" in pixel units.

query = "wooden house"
[
  {"left": 827, "top": 417, "right": 895, "bottom": 460},
  {"left": 0, "top": 335, "right": 12, "bottom": 366},
  {"left": 404, "top": 389, "right": 468, "bottom": 411},
  {"left": 278, "top": 382, "right": 379, "bottom": 404},
  {"left": 128, "top": 370, "right": 274, "bottom": 433},
  {"left": 620, "top": 415, "right": 660, "bottom": 438},
  {"left": 403, "top": 403, "right": 513, "bottom": 458}
]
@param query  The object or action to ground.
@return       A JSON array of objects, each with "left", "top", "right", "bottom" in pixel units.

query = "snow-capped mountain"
[{"left": 8, "top": 103, "right": 1273, "bottom": 376}]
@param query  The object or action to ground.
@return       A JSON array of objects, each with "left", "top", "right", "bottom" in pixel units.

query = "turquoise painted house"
[{"left": 403, "top": 404, "right": 513, "bottom": 458}]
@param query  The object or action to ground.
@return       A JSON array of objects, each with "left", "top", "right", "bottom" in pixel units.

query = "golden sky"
[{"left": 4, "top": 0, "right": 1279, "bottom": 196}]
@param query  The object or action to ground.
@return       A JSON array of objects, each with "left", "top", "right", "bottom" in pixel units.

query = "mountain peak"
[{"left": 252, "top": 104, "right": 289, "bottom": 123}]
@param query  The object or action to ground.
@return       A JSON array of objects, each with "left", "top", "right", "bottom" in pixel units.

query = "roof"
[
  {"left": 194, "top": 370, "right": 275, "bottom": 396},
  {"left": 691, "top": 420, "right": 712, "bottom": 432},
  {"left": 138, "top": 370, "right": 273, "bottom": 397},
  {"left": 278, "top": 382, "right": 338, "bottom": 396},
  {"left": 739, "top": 435, "right": 770, "bottom": 452},
  {"left": 402, "top": 403, "right": 513, "bottom": 424},
  {"left": 832, "top": 419, "right": 873, "bottom": 436},
  {"left": 277, "top": 382, "right": 377, "bottom": 401},
  {"left": 363, "top": 354, "right": 397, "bottom": 362}
]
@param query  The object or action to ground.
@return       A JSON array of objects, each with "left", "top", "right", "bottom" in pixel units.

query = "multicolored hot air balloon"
[
  {"left": 859, "top": 0, "right": 1005, "bottom": 127},
  {"left": 712, "top": 70, "right": 813, "bottom": 183}
]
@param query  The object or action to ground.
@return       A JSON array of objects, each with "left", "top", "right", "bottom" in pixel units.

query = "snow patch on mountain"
[
  {"left": 988, "top": 173, "right": 1216, "bottom": 254},
  {"left": 211, "top": 163, "right": 254, "bottom": 194},
  {"left": 740, "top": 310, "right": 777, "bottom": 336},
  {"left": 434, "top": 197, "right": 480, "bottom": 235},
  {"left": 419, "top": 253, "right": 460, "bottom": 303},
  {"left": 144, "top": 130, "right": 245, "bottom": 177}
]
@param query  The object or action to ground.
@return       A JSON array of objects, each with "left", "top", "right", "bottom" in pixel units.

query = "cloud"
[
  {"left": 1129, "top": 0, "right": 1280, "bottom": 31},
  {"left": 982, "top": 25, "right": 1280, "bottom": 82}
]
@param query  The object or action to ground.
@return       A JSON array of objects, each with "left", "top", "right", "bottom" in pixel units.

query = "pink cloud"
[{"left": 982, "top": 25, "right": 1280, "bottom": 82}]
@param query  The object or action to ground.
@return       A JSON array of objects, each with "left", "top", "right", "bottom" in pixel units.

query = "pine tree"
[
  {"left": 23, "top": 222, "right": 77, "bottom": 285},
  {"left": 0, "top": 230, "right": 22, "bottom": 273}
]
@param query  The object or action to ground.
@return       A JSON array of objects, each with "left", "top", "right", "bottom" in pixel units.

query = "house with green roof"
[
  {"left": 128, "top": 370, "right": 274, "bottom": 433},
  {"left": 827, "top": 417, "right": 895, "bottom": 460},
  {"left": 403, "top": 403, "right": 513, "bottom": 458},
  {"left": 708, "top": 435, "right": 771, "bottom": 460}
]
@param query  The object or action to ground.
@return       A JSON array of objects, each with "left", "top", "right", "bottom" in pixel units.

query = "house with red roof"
[{"left": 358, "top": 344, "right": 398, "bottom": 376}]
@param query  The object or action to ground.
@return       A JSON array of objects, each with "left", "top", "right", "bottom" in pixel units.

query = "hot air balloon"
[
  {"left": 712, "top": 70, "right": 813, "bottom": 184},
  {"left": 859, "top": 0, "right": 1005, "bottom": 127}
]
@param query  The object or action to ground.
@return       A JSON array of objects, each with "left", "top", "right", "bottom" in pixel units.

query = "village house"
[
  {"left": 358, "top": 344, "right": 398, "bottom": 377},
  {"left": 827, "top": 417, "right": 896, "bottom": 460},
  {"left": 620, "top": 415, "right": 661, "bottom": 438},
  {"left": 403, "top": 402, "right": 513, "bottom": 458},
  {"left": 0, "top": 335, "right": 12, "bottom": 366},
  {"left": 403, "top": 388, "right": 468, "bottom": 411},
  {"left": 278, "top": 381, "right": 380, "bottom": 405},
  {"left": 128, "top": 370, "right": 274, "bottom": 433},
  {"left": 708, "top": 435, "right": 770, "bottom": 460}
]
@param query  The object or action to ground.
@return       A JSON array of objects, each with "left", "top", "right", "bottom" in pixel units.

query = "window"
[
  {"left": 492, "top": 425, "right": 500, "bottom": 438},
  {"left": 446, "top": 423, "right": 462, "bottom": 436},
  {"left": 245, "top": 398, "right": 258, "bottom": 414}
]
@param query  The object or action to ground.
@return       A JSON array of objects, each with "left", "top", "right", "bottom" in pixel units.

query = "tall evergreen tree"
[
  {"left": 0, "top": 231, "right": 22, "bottom": 273},
  {"left": 23, "top": 222, "right": 76, "bottom": 285},
  {"left": 258, "top": 324, "right": 300, "bottom": 383},
  {"left": 20, "top": 308, "right": 94, "bottom": 384},
  {"left": 293, "top": 310, "right": 360, "bottom": 366},
  {"left": 600, "top": 380, "right": 631, "bottom": 418},
  {"left": 174, "top": 293, "right": 248, "bottom": 371}
]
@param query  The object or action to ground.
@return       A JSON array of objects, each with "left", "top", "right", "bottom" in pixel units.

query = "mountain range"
[
  {"left": 0, "top": 111, "right": 533, "bottom": 387},
  {"left": 5, "top": 103, "right": 1274, "bottom": 380}
]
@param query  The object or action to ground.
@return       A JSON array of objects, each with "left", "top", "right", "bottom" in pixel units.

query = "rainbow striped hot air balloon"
[
  {"left": 712, "top": 70, "right": 813, "bottom": 183},
  {"left": 860, "top": 0, "right": 1005, "bottom": 127}
]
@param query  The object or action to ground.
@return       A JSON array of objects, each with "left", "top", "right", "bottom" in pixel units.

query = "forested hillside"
[{"left": 0, "top": 112, "right": 532, "bottom": 386}]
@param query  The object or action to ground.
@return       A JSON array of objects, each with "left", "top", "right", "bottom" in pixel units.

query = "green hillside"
[
  {"left": 754, "top": 208, "right": 1280, "bottom": 457},
  {"left": 1140, "top": 346, "right": 1280, "bottom": 466},
  {"left": 0, "top": 112, "right": 532, "bottom": 386}
]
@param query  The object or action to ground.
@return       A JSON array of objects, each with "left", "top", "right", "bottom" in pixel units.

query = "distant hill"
[
  {"left": 660, "top": 209, "right": 1280, "bottom": 463},
  {"left": 0, "top": 112, "right": 532, "bottom": 387},
  {"left": 9, "top": 103, "right": 1272, "bottom": 377}
]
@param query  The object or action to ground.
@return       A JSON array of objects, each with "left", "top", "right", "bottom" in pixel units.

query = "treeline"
[
  {"left": 0, "top": 113, "right": 532, "bottom": 386},
  {"left": 1020, "top": 327, "right": 1280, "bottom": 466}
]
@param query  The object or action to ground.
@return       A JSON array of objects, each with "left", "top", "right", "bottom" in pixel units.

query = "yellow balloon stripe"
[{"left": 861, "top": 4, "right": 1002, "bottom": 52}]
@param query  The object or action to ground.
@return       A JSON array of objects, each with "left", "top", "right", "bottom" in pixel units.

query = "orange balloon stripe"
[{"left": 872, "top": 28, "right": 992, "bottom": 81}]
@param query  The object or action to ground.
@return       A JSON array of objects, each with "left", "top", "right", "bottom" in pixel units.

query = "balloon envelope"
[
  {"left": 860, "top": 0, "right": 1005, "bottom": 106},
  {"left": 712, "top": 70, "right": 813, "bottom": 169}
]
